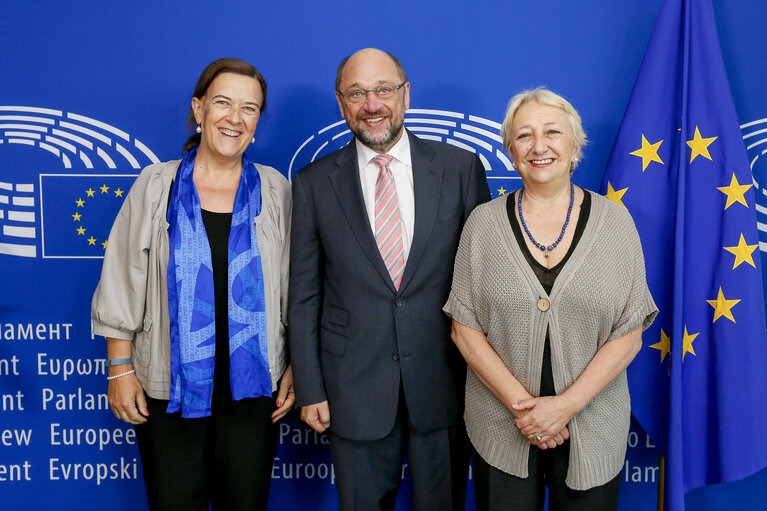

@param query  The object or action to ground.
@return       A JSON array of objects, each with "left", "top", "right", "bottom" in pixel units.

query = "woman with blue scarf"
[{"left": 91, "top": 58, "right": 293, "bottom": 510}]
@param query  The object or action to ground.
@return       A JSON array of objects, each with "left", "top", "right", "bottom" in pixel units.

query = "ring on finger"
[{"left": 532, "top": 433, "right": 542, "bottom": 442}]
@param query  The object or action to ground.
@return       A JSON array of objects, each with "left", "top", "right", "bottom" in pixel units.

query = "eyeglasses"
[{"left": 338, "top": 82, "right": 407, "bottom": 103}]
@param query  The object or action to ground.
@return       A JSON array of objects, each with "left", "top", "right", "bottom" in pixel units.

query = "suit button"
[
  {"left": 395, "top": 300, "right": 406, "bottom": 307},
  {"left": 392, "top": 353, "right": 400, "bottom": 361}
]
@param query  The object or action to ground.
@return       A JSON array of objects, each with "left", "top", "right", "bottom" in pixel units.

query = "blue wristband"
[{"left": 105, "top": 358, "right": 133, "bottom": 367}]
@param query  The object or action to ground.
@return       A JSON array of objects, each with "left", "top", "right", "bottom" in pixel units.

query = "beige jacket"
[{"left": 91, "top": 160, "right": 291, "bottom": 399}]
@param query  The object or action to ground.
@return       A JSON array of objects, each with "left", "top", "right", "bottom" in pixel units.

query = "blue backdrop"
[{"left": 2, "top": 1, "right": 767, "bottom": 509}]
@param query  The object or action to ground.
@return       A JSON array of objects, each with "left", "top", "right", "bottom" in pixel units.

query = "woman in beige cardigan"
[{"left": 444, "top": 88, "right": 656, "bottom": 511}]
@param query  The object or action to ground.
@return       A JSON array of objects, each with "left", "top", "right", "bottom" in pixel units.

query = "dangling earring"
[
  {"left": 196, "top": 124, "right": 202, "bottom": 134},
  {"left": 251, "top": 137, "right": 255, "bottom": 144}
]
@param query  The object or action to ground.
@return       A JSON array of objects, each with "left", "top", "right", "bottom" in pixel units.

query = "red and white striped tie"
[{"left": 372, "top": 154, "right": 405, "bottom": 289}]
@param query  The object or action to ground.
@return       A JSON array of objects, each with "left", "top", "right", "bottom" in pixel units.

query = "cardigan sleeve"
[
  {"left": 90, "top": 164, "right": 165, "bottom": 340},
  {"left": 443, "top": 207, "right": 485, "bottom": 332},
  {"left": 608, "top": 209, "right": 658, "bottom": 340}
]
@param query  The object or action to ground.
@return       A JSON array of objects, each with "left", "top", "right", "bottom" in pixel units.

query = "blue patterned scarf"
[{"left": 166, "top": 146, "right": 271, "bottom": 418}]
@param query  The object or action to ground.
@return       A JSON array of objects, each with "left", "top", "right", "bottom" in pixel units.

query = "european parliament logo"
[
  {"left": 289, "top": 109, "right": 518, "bottom": 199},
  {"left": 0, "top": 106, "right": 158, "bottom": 258}
]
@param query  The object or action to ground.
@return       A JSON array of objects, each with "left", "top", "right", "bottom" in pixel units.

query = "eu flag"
[{"left": 600, "top": 0, "right": 767, "bottom": 509}]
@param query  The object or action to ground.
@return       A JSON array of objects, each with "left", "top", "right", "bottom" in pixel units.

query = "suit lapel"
[
  {"left": 328, "top": 142, "right": 397, "bottom": 292},
  {"left": 400, "top": 131, "right": 442, "bottom": 291}
]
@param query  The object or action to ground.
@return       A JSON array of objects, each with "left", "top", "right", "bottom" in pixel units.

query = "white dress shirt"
[{"left": 355, "top": 134, "right": 414, "bottom": 263}]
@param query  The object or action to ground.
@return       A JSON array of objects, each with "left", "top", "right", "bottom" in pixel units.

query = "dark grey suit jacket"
[{"left": 289, "top": 130, "right": 490, "bottom": 441}]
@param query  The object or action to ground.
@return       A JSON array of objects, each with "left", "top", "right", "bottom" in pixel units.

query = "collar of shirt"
[{"left": 355, "top": 130, "right": 412, "bottom": 171}]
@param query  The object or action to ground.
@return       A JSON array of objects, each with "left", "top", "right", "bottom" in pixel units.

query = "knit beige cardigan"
[{"left": 444, "top": 192, "right": 657, "bottom": 490}]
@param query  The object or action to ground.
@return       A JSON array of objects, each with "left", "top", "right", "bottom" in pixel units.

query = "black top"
[
  {"left": 201, "top": 209, "right": 234, "bottom": 409},
  {"left": 506, "top": 189, "right": 592, "bottom": 396}
]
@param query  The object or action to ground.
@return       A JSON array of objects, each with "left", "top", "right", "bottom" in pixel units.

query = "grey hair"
[{"left": 501, "top": 87, "right": 586, "bottom": 170}]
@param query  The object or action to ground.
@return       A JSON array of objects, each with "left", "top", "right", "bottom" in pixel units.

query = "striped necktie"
[{"left": 372, "top": 154, "right": 405, "bottom": 289}]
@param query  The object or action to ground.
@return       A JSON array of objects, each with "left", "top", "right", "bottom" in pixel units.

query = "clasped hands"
[{"left": 512, "top": 395, "right": 576, "bottom": 450}]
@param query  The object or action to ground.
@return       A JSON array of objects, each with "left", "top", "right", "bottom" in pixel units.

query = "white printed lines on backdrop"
[
  {"left": 741, "top": 118, "right": 767, "bottom": 254},
  {"left": 0, "top": 180, "right": 36, "bottom": 257},
  {"left": 0, "top": 106, "right": 159, "bottom": 170},
  {"left": 288, "top": 109, "right": 518, "bottom": 193}
]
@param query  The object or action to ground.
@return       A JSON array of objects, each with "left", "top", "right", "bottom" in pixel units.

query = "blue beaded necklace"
[{"left": 517, "top": 182, "right": 575, "bottom": 258}]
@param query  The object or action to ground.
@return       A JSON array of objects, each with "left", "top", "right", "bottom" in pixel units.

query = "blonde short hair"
[{"left": 500, "top": 87, "right": 587, "bottom": 170}]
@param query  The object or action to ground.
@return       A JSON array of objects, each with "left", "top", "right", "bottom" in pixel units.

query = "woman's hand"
[
  {"left": 108, "top": 371, "right": 148, "bottom": 425},
  {"left": 514, "top": 327, "right": 644, "bottom": 449},
  {"left": 513, "top": 395, "right": 576, "bottom": 448},
  {"left": 528, "top": 425, "right": 570, "bottom": 450},
  {"left": 271, "top": 364, "right": 295, "bottom": 423}
]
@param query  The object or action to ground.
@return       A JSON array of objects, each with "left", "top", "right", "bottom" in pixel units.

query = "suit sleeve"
[
  {"left": 288, "top": 172, "right": 328, "bottom": 406},
  {"left": 463, "top": 154, "right": 491, "bottom": 220}
]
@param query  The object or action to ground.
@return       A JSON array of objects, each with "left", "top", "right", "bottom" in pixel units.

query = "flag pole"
[{"left": 658, "top": 454, "right": 665, "bottom": 511}]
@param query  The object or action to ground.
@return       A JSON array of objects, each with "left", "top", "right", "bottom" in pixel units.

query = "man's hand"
[{"left": 301, "top": 401, "right": 331, "bottom": 433}]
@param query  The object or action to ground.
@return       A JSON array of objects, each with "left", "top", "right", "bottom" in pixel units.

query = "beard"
[
  {"left": 354, "top": 119, "right": 403, "bottom": 153},
  {"left": 346, "top": 98, "right": 406, "bottom": 153}
]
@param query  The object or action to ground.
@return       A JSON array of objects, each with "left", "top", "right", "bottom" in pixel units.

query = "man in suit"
[{"left": 289, "top": 48, "right": 490, "bottom": 510}]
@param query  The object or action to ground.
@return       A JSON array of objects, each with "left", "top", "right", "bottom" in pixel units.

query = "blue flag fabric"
[{"left": 600, "top": 0, "right": 767, "bottom": 509}]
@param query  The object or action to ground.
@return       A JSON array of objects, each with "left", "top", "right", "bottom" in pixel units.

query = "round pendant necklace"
[{"left": 518, "top": 182, "right": 575, "bottom": 258}]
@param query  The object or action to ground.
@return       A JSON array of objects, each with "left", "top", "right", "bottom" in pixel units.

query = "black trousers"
[
  {"left": 135, "top": 395, "right": 278, "bottom": 511},
  {"left": 472, "top": 441, "right": 620, "bottom": 511},
  {"left": 329, "top": 388, "right": 470, "bottom": 511}
]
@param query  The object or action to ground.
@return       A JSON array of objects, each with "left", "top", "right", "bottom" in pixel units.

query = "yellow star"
[
  {"left": 115, "top": 188, "right": 124, "bottom": 197},
  {"left": 497, "top": 186, "right": 507, "bottom": 196},
  {"left": 629, "top": 134, "right": 664, "bottom": 171},
  {"left": 717, "top": 173, "right": 752, "bottom": 210},
  {"left": 706, "top": 287, "right": 740, "bottom": 323},
  {"left": 72, "top": 212, "right": 82, "bottom": 221},
  {"left": 76, "top": 198, "right": 85, "bottom": 207},
  {"left": 648, "top": 328, "right": 671, "bottom": 363},
  {"left": 101, "top": 241, "right": 108, "bottom": 249},
  {"left": 604, "top": 182, "right": 628, "bottom": 207},
  {"left": 682, "top": 325, "right": 699, "bottom": 361},
  {"left": 687, "top": 126, "right": 717, "bottom": 163},
  {"left": 100, "top": 184, "right": 109, "bottom": 193},
  {"left": 87, "top": 236, "right": 97, "bottom": 245},
  {"left": 86, "top": 188, "right": 95, "bottom": 197},
  {"left": 76, "top": 226, "right": 86, "bottom": 235},
  {"left": 723, "top": 233, "right": 758, "bottom": 269}
]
